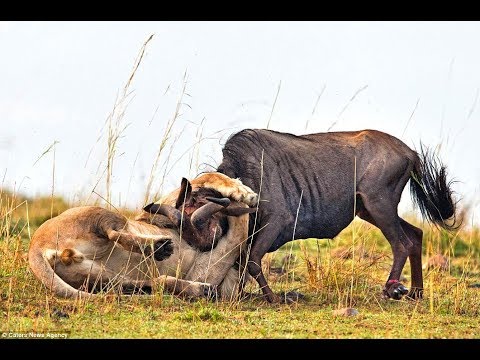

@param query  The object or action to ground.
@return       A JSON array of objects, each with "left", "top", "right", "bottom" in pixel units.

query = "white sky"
[{"left": 1, "top": 21, "right": 479, "bottom": 223}]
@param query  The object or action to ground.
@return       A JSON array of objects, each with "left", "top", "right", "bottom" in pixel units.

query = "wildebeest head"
[{"left": 144, "top": 177, "right": 256, "bottom": 252}]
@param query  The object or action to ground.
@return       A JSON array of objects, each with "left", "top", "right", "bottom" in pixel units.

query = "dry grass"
[{"left": 1, "top": 194, "right": 479, "bottom": 338}]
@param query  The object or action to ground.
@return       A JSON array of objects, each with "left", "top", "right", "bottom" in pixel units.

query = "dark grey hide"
[{"left": 217, "top": 129, "right": 459, "bottom": 302}]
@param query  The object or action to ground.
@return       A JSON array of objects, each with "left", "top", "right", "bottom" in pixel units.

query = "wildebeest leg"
[
  {"left": 356, "top": 195, "right": 410, "bottom": 300},
  {"left": 400, "top": 219, "right": 424, "bottom": 299},
  {"left": 247, "top": 225, "right": 284, "bottom": 303}
]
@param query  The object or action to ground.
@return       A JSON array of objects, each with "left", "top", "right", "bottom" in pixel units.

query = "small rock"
[
  {"left": 425, "top": 254, "right": 449, "bottom": 271},
  {"left": 51, "top": 308, "right": 69, "bottom": 319},
  {"left": 281, "top": 291, "right": 306, "bottom": 303},
  {"left": 332, "top": 307, "right": 359, "bottom": 317}
]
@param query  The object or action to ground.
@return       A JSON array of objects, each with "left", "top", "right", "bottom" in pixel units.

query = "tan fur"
[
  {"left": 59, "top": 248, "right": 84, "bottom": 266},
  {"left": 157, "top": 172, "right": 258, "bottom": 207},
  {"left": 28, "top": 172, "right": 255, "bottom": 300}
]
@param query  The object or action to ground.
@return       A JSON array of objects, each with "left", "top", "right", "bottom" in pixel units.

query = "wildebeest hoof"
[
  {"left": 152, "top": 239, "right": 174, "bottom": 261},
  {"left": 280, "top": 291, "right": 306, "bottom": 304},
  {"left": 202, "top": 284, "right": 218, "bottom": 300},
  {"left": 383, "top": 280, "right": 409, "bottom": 300},
  {"left": 406, "top": 287, "right": 423, "bottom": 300}
]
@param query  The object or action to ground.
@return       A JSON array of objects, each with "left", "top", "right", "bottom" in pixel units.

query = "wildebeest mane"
[{"left": 218, "top": 129, "right": 266, "bottom": 185}]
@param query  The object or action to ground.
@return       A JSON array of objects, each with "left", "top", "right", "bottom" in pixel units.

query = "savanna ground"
[{"left": 1, "top": 189, "right": 479, "bottom": 339}]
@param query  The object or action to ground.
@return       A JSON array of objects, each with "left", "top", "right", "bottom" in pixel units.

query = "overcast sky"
[{"left": 1, "top": 21, "right": 479, "bottom": 223}]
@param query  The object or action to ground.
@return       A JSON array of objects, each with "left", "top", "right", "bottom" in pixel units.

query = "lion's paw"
[{"left": 202, "top": 173, "right": 258, "bottom": 206}]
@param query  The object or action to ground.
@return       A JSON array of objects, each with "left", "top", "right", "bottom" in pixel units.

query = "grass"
[{"left": 1, "top": 194, "right": 479, "bottom": 339}]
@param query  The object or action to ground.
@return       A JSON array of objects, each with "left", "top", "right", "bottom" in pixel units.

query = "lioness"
[{"left": 28, "top": 172, "right": 257, "bottom": 300}]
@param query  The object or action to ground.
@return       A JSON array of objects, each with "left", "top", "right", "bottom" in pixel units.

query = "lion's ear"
[{"left": 176, "top": 177, "right": 192, "bottom": 209}]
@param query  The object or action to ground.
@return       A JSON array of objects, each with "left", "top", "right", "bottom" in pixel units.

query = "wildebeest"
[
  {"left": 28, "top": 173, "right": 257, "bottom": 300},
  {"left": 216, "top": 129, "right": 459, "bottom": 302}
]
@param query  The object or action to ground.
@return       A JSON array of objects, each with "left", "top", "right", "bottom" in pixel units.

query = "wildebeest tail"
[{"left": 409, "top": 144, "right": 460, "bottom": 231}]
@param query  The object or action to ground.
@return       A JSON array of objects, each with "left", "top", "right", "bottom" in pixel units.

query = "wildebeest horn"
[
  {"left": 143, "top": 203, "right": 182, "bottom": 227},
  {"left": 221, "top": 205, "right": 258, "bottom": 216},
  {"left": 205, "top": 196, "right": 231, "bottom": 207},
  {"left": 206, "top": 196, "right": 257, "bottom": 216},
  {"left": 190, "top": 197, "right": 231, "bottom": 230}
]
